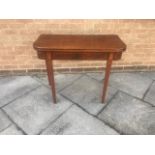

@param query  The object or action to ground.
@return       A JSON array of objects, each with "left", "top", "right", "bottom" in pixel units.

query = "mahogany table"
[{"left": 33, "top": 34, "right": 126, "bottom": 103}]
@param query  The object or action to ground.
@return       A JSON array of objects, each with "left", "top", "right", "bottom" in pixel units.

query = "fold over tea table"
[{"left": 33, "top": 34, "right": 126, "bottom": 103}]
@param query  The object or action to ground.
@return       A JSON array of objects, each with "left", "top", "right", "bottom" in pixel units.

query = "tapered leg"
[
  {"left": 45, "top": 51, "right": 57, "bottom": 103},
  {"left": 102, "top": 53, "right": 113, "bottom": 103}
]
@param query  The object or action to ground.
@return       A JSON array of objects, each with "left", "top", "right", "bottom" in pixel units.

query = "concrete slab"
[
  {"left": 42, "top": 105, "right": 119, "bottom": 135},
  {"left": 3, "top": 86, "right": 73, "bottom": 135},
  {"left": 86, "top": 72, "right": 105, "bottom": 81},
  {"left": 60, "top": 76, "right": 117, "bottom": 115},
  {"left": 34, "top": 74, "right": 82, "bottom": 91},
  {"left": 98, "top": 91, "right": 155, "bottom": 134},
  {"left": 144, "top": 82, "right": 155, "bottom": 106},
  {"left": 1, "top": 72, "right": 155, "bottom": 135},
  {"left": 137, "top": 71, "right": 155, "bottom": 80},
  {"left": 0, "top": 76, "right": 41, "bottom": 107},
  {"left": 0, "top": 110, "right": 11, "bottom": 132},
  {"left": 0, "top": 124, "right": 23, "bottom": 135},
  {"left": 109, "top": 72, "right": 152, "bottom": 98}
]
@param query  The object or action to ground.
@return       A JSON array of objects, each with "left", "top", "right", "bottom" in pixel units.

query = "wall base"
[{"left": 0, "top": 65, "right": 155, "bottom": 76}]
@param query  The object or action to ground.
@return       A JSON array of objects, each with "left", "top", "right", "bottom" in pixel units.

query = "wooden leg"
[
  {"left": 45, "top": 52, "right": 57, "bottom": 103},
  {"left": 102, "top": 53, "right": 113, "bottom": 103}
]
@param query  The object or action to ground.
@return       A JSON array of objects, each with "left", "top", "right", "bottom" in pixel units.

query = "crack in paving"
[
  {"left": 96, "top": 91, "right": 119, "bottom": 116},
  {"left": 142, "top": 80, "right": 154, "bottom": 100},
  {"left": 38, "top": 103, "right": 74, "bottom": 135},
  {"left": 118, "top": 90, "right": 155, "bottom": 107},
  {"left": 1, "top": 109, "right": 27, "bottom": 135},
  {"left": 85, "top": 73, "right": 105, "bottom": 82},
  {"left": 31, "top": 74, "right": 84, "bottom": 93},
  {"left": 57, "top": 74, "right": 84, "bottom": 93},
  {"left": 0, "top": 124, "right": 11, "bottom": 133},
  {"left": 0, "top": 85, "right": 41, "bottom": 109},
  {"left": 60, "top": 94, "right": 121, "bottom": 134}
]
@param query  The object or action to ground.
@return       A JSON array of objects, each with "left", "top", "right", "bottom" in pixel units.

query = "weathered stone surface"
[
  {"left": 98, "top": 92, "right": 155, "bottom": 134},
  {"left": 0, "top": 124, "right": 23, "bottom": 135},
  {"left": 61, "top": 76, "right": 117, "bottom": 115},
  {"left": 86, "top": 72, "right": 105, "bottom": 81},
  {"left": 3, "top": 86, "right": 72, "bottom": 135},
  {"left": 137, "top": 71, "right": 155, "bottom": 80},
  {"left": 109, "top": 72, "right": 152, "bottom": 98},
  {"left": 144, "top": 82, "right": 155, "bottom": 106},
  {"left": 34, "top": 74, "right": 82, "bottom": 91},
  {"left": 42, "top": 105, "right": 119, "bottom": 135},
  {"left": 0, "top": 110, "right": 11, "bottom": 132},
  {"left": 1, "top": 72, "right": 154, "bottom": 135},
  {"left": 0, "top": 76, "right": 40, "bottom": 107}
]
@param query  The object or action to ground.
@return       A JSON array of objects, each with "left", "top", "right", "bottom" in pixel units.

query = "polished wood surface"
[
  {"left": 33, "top": 34, "right": 126, "bottom": 103},
  {"left": 34, "top": 34, "right": 126, "bottom": 52},
  {"left": 36, "top": 50, "right": 123, "bottom": 60},
  {"left": 45, "top": 51, "right": 57, "bottom": 103},
  {"left": 102, "top": 53, "right": 113, "bottom": 103}
]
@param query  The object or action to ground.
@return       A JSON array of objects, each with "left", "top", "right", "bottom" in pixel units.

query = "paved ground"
[{"left": 0, "top": 71, "right": 155, "bottom": 135}]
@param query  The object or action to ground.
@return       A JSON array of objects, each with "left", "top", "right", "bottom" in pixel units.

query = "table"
[{"left": 33, "top": 34, "right": 126, "bottom": 103}]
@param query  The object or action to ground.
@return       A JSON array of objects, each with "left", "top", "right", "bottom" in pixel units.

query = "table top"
[{"left": 33, "top": 34, "right": 126, "bottom": 52}]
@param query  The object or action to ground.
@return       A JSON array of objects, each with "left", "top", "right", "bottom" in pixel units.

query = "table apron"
[{"left": 37, "top": 51, "right": 122, "bottom": 60}]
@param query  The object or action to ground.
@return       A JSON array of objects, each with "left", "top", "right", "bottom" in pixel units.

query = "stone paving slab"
[
  {"left": 42, "top": 105, "right": 119, "bottom": 135},
  {"left": 0, "top": 76, "right": 41, "bottom": 107},
  {"left": 3, "top": 86, "right": 73, "bottom": 135},
  {"left": 60, "top": 76, "right": 117, "bottom": 115},
  {"left": 98, "top": 91, "right": 155, "bottom": 134},
  {"left": 34, "top": 74, "right": 82, "bottom": 91},
  {"left": 0, "top": 72, "right": 155, "bottom": 135},
  {"left": 0, "top": 124, "right": 23, "bottom": 135},
  {"left": 137, "top": 71, "right": 155, "bottom": 80},
  {"left": 144, "top": 82, "right": 155, "bottom": 106},
  {"left": 0, "top": 110, "right": 11, "bottom": 132},
  {"left": 86, "top": 72, "right": 105, "bottom": 81},
  {"left": 109, "top": 72, "right": 152, "bottom": 98}
]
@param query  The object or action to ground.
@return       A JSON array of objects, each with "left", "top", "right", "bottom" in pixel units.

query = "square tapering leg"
[
  {"left": 45, "top": 51, "right": 57, "bottom": 103},
  {"left": 102, "top": 53, "right": 113, "bottom": 103}
]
